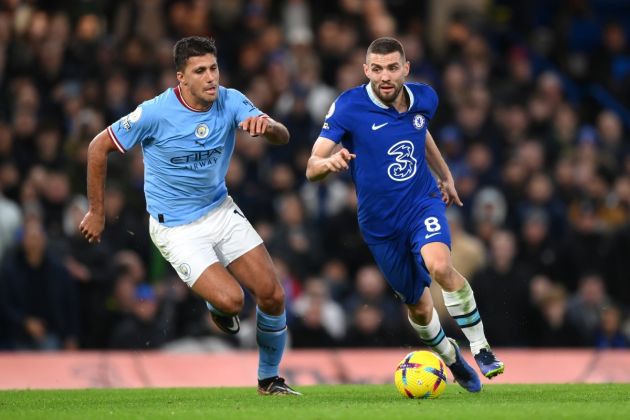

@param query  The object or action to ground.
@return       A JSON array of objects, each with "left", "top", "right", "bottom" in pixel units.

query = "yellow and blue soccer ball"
[{"left": 394, "top": 350, "right": 447, "bottom": 399}]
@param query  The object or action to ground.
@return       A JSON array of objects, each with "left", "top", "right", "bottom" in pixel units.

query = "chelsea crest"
[{"left": 413, "top": 114, "right": 425, "bottom": 130}]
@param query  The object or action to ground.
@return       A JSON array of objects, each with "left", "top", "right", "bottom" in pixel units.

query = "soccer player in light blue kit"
[
  {"left": 307, "top": 37, "right": 504, "bottom": 392},
  {"left": 80, "top": 37, "right": 300, "bottom": 395}
]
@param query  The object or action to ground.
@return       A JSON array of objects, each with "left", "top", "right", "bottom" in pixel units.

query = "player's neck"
[
  {"left": 391, "top": 87, "right": 409, "bottom": 113},
  {"left": 178, "top": 84, "right": 213, "bottom": 111}
]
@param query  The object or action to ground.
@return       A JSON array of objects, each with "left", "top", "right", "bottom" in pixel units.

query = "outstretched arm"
[
  {"left": 425, "top": 130, "right": 463, "bottom": 207},
  {"left": 79, "top": 130, "right": 119, "bottom": 243},
  {"left": 239, "top": 115, "right": 289, "bottom": 145},
  {"left": 306, "top": 137, "right": 356, "bottom": 182}
]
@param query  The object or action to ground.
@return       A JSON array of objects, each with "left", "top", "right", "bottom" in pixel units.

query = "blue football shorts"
[{"left": 366, "top": 199, "right": 451, "bottom": 305}]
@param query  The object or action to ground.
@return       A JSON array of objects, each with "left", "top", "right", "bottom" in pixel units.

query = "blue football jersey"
[
  {"left": 107, "top": 85, "right": 262, "bottom": 226},
  {"left": 318, "top": 82, "right": 441, "bottom": 242}
]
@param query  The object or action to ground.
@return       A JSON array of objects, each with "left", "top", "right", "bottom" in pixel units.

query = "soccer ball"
[{"left": 394, "top": 350, "right": 447, "bottom": 399}]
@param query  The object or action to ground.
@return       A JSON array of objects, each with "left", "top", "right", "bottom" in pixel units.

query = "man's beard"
[{"left": 373, "top": 81, "right": 402, "bottom": 105}]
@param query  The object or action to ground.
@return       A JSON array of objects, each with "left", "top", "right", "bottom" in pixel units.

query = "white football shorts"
[{"left": 149, "top": 196, "right": 263, "bottom": 287}]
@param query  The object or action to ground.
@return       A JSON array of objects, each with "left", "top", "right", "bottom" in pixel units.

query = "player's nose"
[{"left": 204, "top": 69, "right": 215, "bottom": 81}]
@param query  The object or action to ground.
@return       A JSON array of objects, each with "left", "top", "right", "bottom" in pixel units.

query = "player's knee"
[
  {"left": 426, "top": 258, "right": 453, "bottom": 282},
  {"left": 217, "top": 290, "right": 244, "bottom": 315},
  {"left": 257, "top": 281, "right": 285, "bottom": 313}
]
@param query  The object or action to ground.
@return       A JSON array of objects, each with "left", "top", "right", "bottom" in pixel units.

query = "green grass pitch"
[{"left": 1, "top": 384, "right": 629, "bottom": 419}]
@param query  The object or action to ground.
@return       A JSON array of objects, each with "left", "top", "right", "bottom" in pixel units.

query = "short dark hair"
[
  {"left": 366, "top": 37, "right": 405, "bottom": 60},
  {"left": 173, "top": 36, "right": 217, "bottom": 71}
]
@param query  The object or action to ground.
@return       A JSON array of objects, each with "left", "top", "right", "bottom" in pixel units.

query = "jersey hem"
[{"left": 149, "top": 194, "right": 229, "bottom": 227}]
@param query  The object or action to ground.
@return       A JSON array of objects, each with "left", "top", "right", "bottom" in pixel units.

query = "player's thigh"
[
  {"left": 193, "top": 262, "right": 244, "bottom": 313},
  {"left": 367, "top": 238, "right": 429, "bottom": 305},
  {"left": 410, "top": 202, "right": 453, "bottom": 275},
  {"left": 211, "top": 198, "right": 281, "bottom": 303},
  {"left": 228, "top": 244, "right": 283, "bottom": 305}
]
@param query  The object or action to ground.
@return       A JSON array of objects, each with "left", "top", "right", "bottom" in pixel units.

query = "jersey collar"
[
  {"left": 173, "top": 85, "right": 214, "bottom": 112},
  {"left": 365, "top": 83, "right": 414, "bottom": 111}
]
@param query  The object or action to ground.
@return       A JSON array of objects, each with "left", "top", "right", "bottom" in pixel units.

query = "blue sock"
[
  {"left": 206, "top": 301, "right": 230, "bottom": 316},
  {"left": 256, "top": 306, "right": 287, "bottom": 380}
]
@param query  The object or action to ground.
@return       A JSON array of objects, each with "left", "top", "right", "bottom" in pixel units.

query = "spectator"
[
  {"left": 515, "top": 208, "right": 558, "bottom": 278},
  {"left": 1, "top": 2, "right": 630, "bottom": 350},
  {"left": 292, "top": 277, "right": 346, "bottom": 343},
  {"left": 343, "top": 304, "right": 393, "bottom": 348},
  {"left": 566, "top": 273, "right": 611, "bottom": 344},
  {"left": 593, "top": 305, "right": 629, "bottom": 349},
  {"left": 0, "top": 218, "right": 79, "bottom": 350},
  {"left": 472, "top": 230, "right": 534, "bottom": 346},
  {"left": 535, "top": 285, "right": 584, "bottom": 347},
  {"left": 268, "top": 193, "right": 323, "bottom": 277},
  {"left": 109, "top": 283, "right": 170, "bottom": 349},
  {"left": 343, "top": 265, "right": 402, "bottom": 332},
  {"left": 59, "top": 195, "right": 114, "bottom": 348},
  {"left": 290, "top": 298, "right": 339, "bottom": 349}
]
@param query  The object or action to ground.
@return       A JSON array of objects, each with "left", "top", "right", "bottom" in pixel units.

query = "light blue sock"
[
  {"left": 256, "top": 306, "right": 287, "bottom": 380},
  {"left": 206, "top": 301, "right": 230, "bottom": 316}
]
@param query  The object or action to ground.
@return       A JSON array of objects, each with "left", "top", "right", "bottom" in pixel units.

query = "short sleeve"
[
  {"left": 424, "top": 85, "right": 439, "bottom": 121},
  {"left": 107, "top": 105, "right": 154, "bottom": 153},
  {"left": 318, "top": 99, "right": 348, "bottom": 144},
  {"left": 229, "top": 89, "right": 263, "bottom": 126}
]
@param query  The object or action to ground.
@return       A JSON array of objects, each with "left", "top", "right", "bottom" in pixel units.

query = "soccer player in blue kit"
[
  {"left": 80, "top": 37, "right": 300, "bottom": 395},
  {"left": 307, "top": 37, "right": 504, "bottom": 392}
]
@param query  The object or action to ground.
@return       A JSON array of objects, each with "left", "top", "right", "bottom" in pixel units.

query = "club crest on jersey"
[
  {"left": 413, "top": 114, "right": 425, "bottom": 130},
  {"left": 178, "top": 263, "right": 191, "bottom": 280},
  {"left": 195, "top": 123, "right": 209, "bottom": 138},
  {"left": 119, "top": 106, "right": 143, "bottom": 131}
]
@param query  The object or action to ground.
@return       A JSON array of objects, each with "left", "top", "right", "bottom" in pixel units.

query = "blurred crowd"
[{"left": 1, "top": 0, "right": 630, "bottom": 352}]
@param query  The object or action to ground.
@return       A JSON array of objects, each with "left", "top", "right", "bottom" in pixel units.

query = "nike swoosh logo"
[
  {"left": 372, "top": 122, "right": 388, "bottom": 130},
  {"left": 425, "top": 232, "right": 441, "bottom": 239},
  {"left": 226, "top": 318, "right": 237, "bottom": 330}
]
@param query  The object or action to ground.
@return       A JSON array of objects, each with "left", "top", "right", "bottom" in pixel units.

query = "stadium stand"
[{"left": 1, "top": 0, "right": 629, "bottom": 363}]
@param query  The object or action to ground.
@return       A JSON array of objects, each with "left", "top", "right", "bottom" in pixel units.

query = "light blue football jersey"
[
  {"left": 318, "top": 82, "right": 441, "bottom": 242},
  {"left": 108, "top": 85, "right": 262, "bottom": 226}
]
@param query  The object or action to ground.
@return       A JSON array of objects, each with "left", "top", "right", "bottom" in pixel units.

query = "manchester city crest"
[
  {"left": 413, "top": 114, "right": 425, "bottom": 130},
  {"left": 195, "top": 123, "right": 209, "bottom": 138},
  {"left": 178, "top": 263, "right": 191, "bottom": 280}
]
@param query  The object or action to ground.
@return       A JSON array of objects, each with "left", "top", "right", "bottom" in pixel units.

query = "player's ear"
[
  {"left": 404, "top": 61, "right": 410, "bottom": 77},
  {"left": 363, "top": 63, "right": 369, "bottom": 78},
  {"left": 176, "top": 71, "right": 185, "bottom": 85}
]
